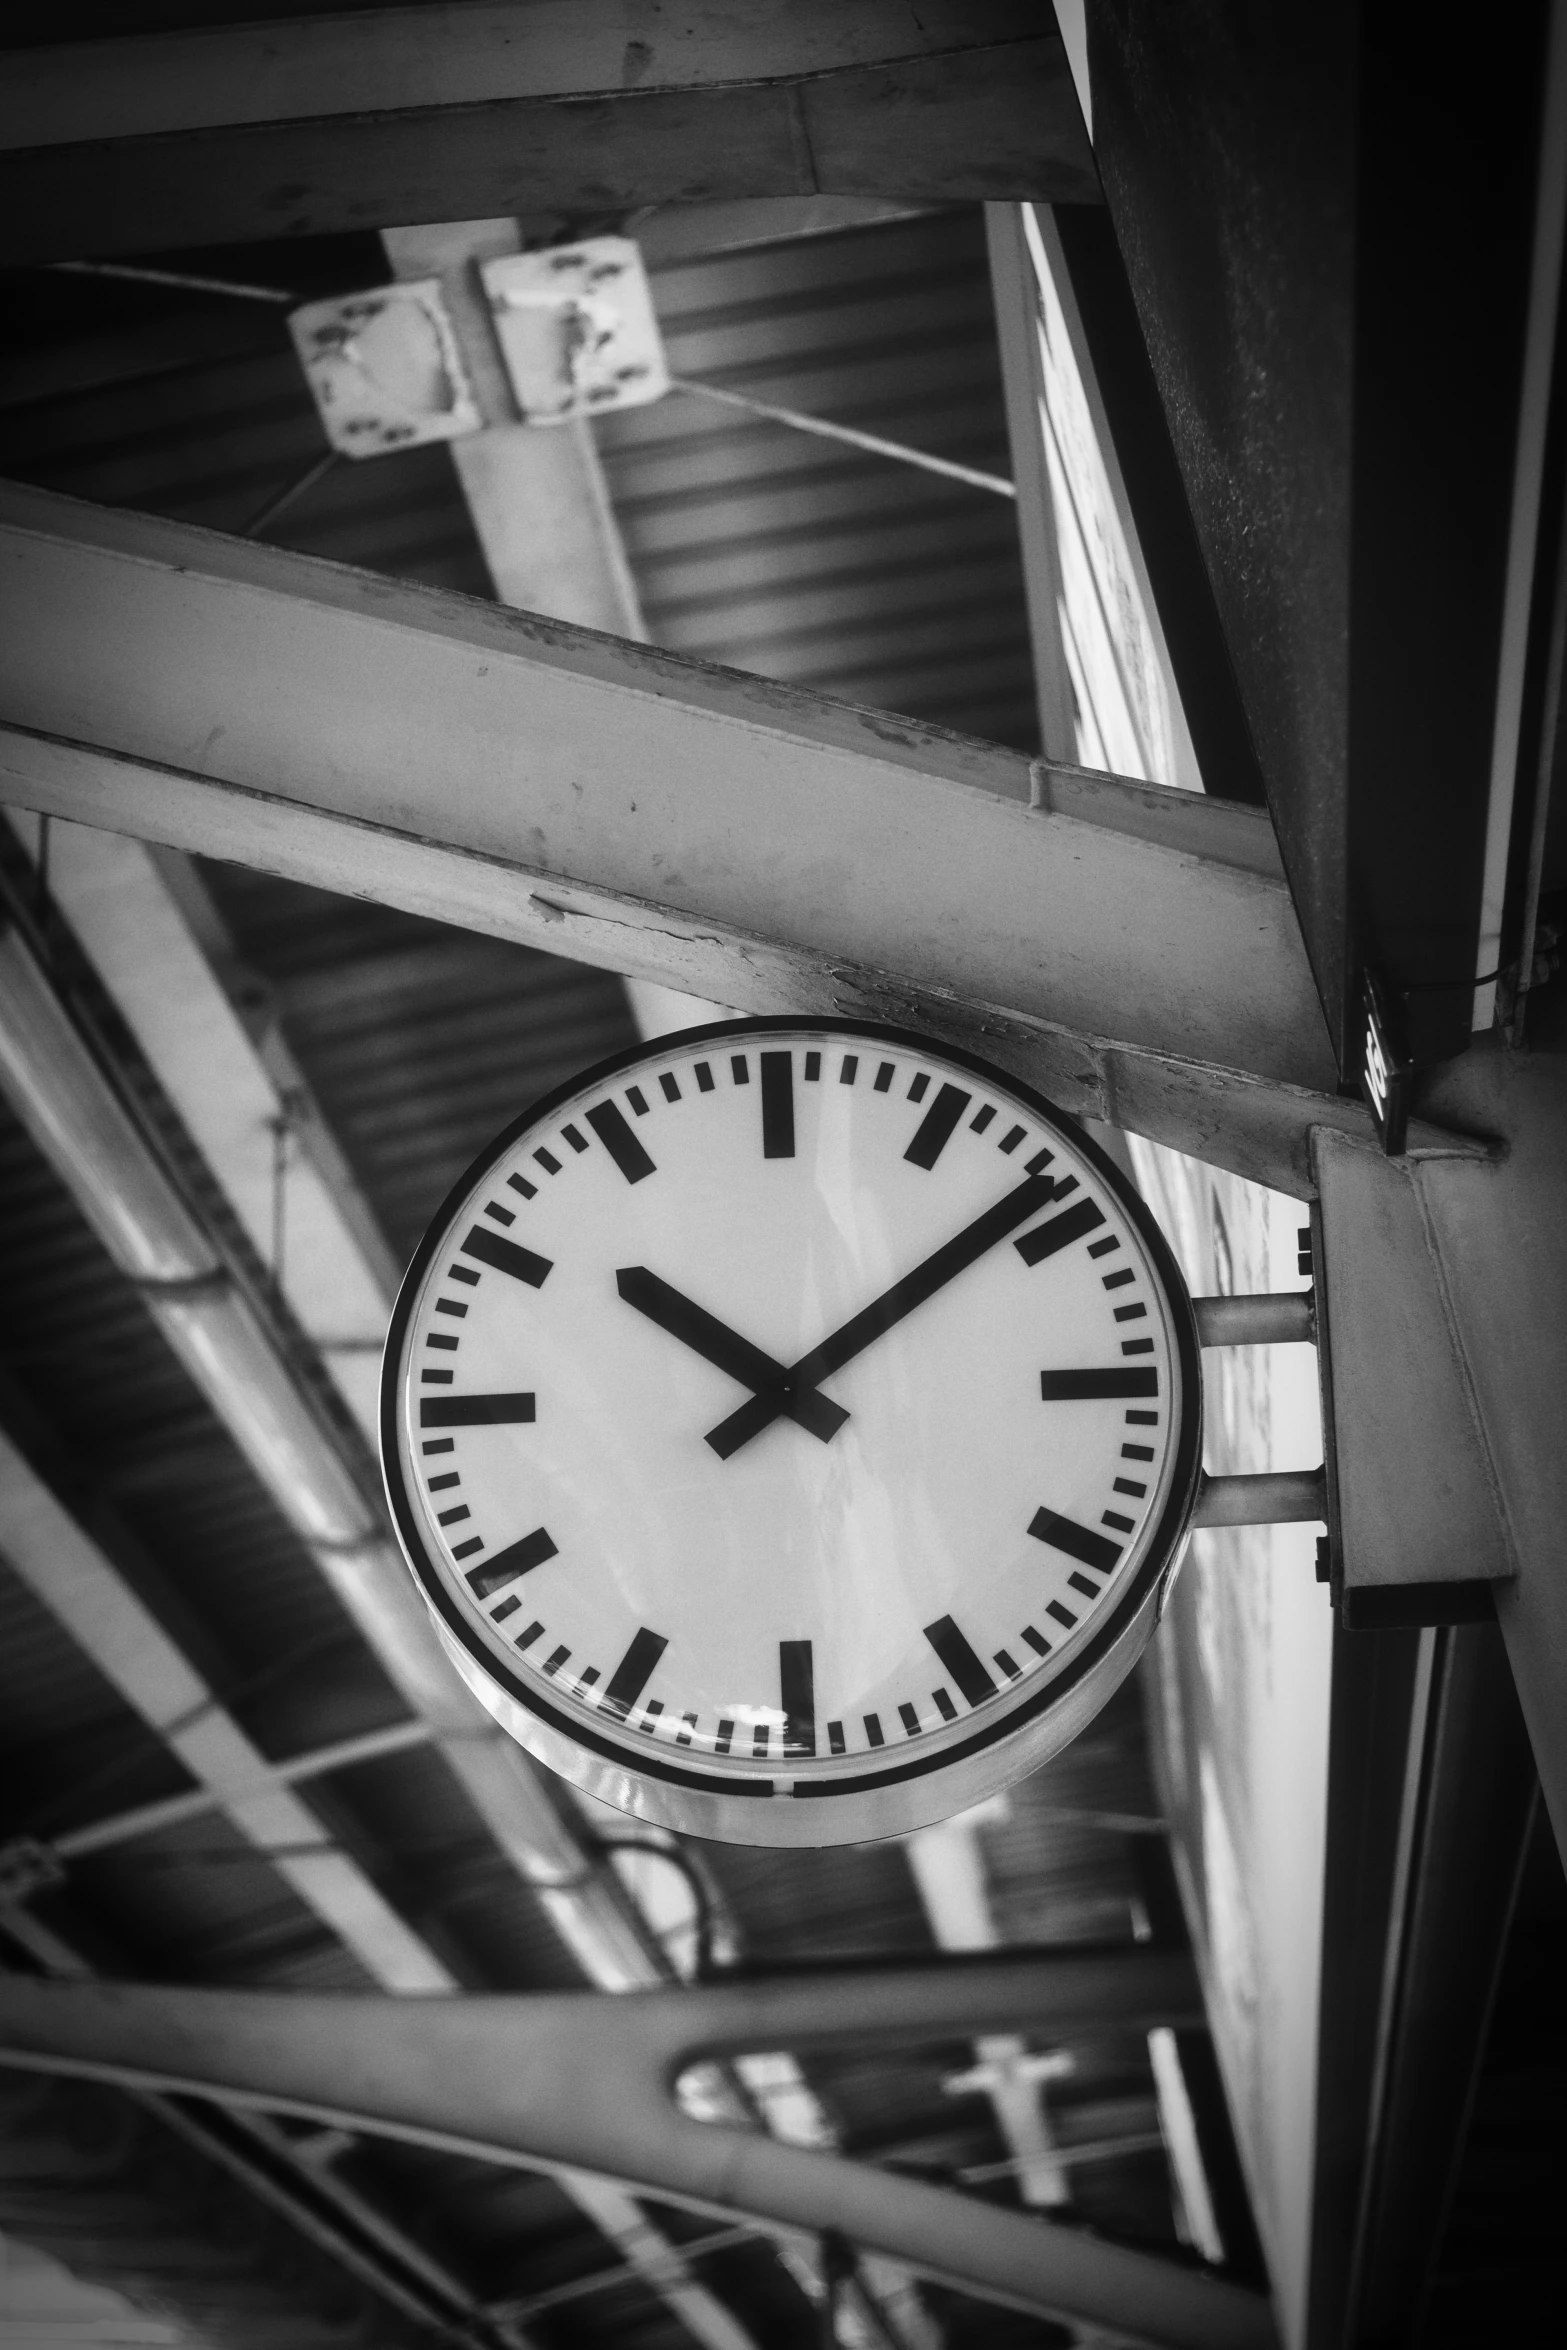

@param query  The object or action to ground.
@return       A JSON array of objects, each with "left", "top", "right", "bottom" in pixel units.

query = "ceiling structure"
[{"left": 0, "top": 9, "right": 1564, "bottom": 2350}]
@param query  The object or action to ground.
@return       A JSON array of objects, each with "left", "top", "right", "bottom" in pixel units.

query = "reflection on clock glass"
[{"left": 390, "top": 1029, "right": 1184, "bottom": 1782}]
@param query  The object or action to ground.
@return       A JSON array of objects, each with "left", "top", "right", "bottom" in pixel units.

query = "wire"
[
  {"left": 242, "top": 447, "right": 340, "bottom": 539},
  {"left": 45, "top": 258, "right": 297, "bottom": 305},
  {"left": 670, "top": 376, "right": 1017, "bottom": 498},
  {"left": 1400, "top": 964, "right": 1505, "bottom": 994}
]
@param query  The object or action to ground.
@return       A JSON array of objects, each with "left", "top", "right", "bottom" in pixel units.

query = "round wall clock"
[{"left": 381, "top": 1020, "right": 1201, "bottom": 1845}]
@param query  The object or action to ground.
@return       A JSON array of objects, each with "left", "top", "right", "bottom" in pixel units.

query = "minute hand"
[{"left": 704, "top": 1171, "right": 1058, "bottom": 1459}]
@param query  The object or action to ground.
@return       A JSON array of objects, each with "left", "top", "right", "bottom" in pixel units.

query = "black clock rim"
[{"left": 380, "top": 1015, "right": 1203, "bottom": 1809}]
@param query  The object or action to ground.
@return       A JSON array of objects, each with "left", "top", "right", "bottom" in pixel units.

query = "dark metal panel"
[{"left": 1086, "top": 2, "right": 1550, "bottom": 1064}]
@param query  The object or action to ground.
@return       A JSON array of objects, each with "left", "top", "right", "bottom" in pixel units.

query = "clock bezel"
[{"left": 380, "top": 1016, "right": 1203, "bottom": 1845}]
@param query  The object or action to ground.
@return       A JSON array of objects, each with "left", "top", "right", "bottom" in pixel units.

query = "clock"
[{"left": 381, "top": 1019, "right": 1201, "bottom": 1845}]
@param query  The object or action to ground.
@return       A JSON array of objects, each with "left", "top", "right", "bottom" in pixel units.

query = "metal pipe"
[
  {"left": 0, "top": 1966, "right": 1275, "bottom": 2350},
  {"left": 1193, "top": 1292, "right": 1314, "bottom": 1347},
  {"left": 1192, "top": 1468, "right": 1327, "bottom": 1529},
  {"left": 53, "top": 1718, "right": 434, "bottom": 1860}
]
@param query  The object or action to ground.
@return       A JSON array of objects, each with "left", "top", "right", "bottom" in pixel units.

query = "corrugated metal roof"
[{"left": 606, "top": 209, "right": 1037, "bottom": 746}]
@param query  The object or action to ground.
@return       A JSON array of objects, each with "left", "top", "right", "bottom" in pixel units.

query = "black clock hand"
[
  {"left": 704, "top": 1170, "right": 1058, "bottom": 1459},
  {"left": 615, "top": 1267, "right": 849, "bottom": 1444}
]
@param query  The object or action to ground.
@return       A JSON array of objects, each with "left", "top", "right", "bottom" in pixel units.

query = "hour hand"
[{"left": 615, "top": 1268, "right": 848, "bottom": 1444}]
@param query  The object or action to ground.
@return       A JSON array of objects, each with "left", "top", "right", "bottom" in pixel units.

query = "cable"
[{"left": 671, "top": 376, "right": 1016, "bottom": 498}]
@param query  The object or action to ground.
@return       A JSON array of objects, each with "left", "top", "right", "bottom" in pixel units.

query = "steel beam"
[
  {"left": 0, "top": 485, "right": 1490, "bottom": 1196},
  {"left": 0, "top": 5, "right": 1096, "bottom": 265},
  {"left": 0, "top": 1963, "right": 1277, "bottom": 2350}
]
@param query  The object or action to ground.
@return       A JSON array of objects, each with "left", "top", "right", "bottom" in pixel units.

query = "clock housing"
[{"left": 381, "top": 1020, "right": 1202, "bottom": 1844}]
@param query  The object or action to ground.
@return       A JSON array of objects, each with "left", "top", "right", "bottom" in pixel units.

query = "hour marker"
[
  {"left": 1102, "top": 1268, "right": 1135, "bottom": 1291},
  {"left": 543, "top": 1645, "right": 570, "bottom": 1676},
  {"left": 1067, "top": 1570, "right": 1101, "bottom": 1601},
  {"left": 731, "top": 1056, "right": 749, "bottom": 1085},
  {"left": 1102, "top": 1510, "right": 1135, "bottom": 1534},
  {"left": 465, "top": 1527, "right": 557, "bottom": 1597},
  {"left": 753, "top": 1722, "right": 770, "bottom": 1758},
  {"left": 660, "top": 1072, "right": 682, "bottom": 1102},
  {"left": 449, "top": 1263, "right": 481, "bottom": 1285},
  {"left": 437, "top": 1503, "right": 470, "bottom": 1527},
  {"left": 1040, "top": 1368, "right": 1158, "bottom": 1401},
  {"left": 1114, "top": 1302, "right": 1148, "bottom": 1323},
  {"left": 586, "top": 1099, "right": 657, "bottom": 1184},
  {"left": 904, "top": 1082, "right": 971, "bottom": 1171},
  {"left": 932, "top": 1687, "right": 957, "bottom": 1722},
  {"left": 923, "top": 1614, "right": 998, "bottom": 1707},
  {"left": 421, "top": 1438, "right": 454, "bottom": 1456},
  {"left": 1123, "top": 1444, "right": 1154, "bottom": 1461},
  {"left": 760, "top": 1051, "right": 795, "bottom": 1159},
  {"left": 899, "top": 1702, "right": 922, "bottom": 1737},
  {"left": 695, "top": 1061, "right": 714, "bottom": 1092},
  {"left": 1022, "top": 1625, "right": 1051, "bottom": 1656},
  {"left": 484, "top": 1200, "right": 515, "bottom": 1226},
  {"left": 601, "top": 1627, "right": 668, "bottom": 1722},
  {"left": 507, "top": 1173, "right": 536, "bottom": 1201},
  {"left": 716, "top": 1719, "right": 736, "bottom": 1754},
  {"left": 805, "top": 1051, "right": 821, "bottom": 1081},
  {"left": 1029, "top": 1508, "right": 1123, "bottom": 1574},
  {"left": 627, "top": 1085, "right": 650, "bottom": 1115},
  {"left": 908, "top": 1072, "right": 930, "bottom": 1102},
  {"left": 840, "top": 1055, "right": 858, "bottom": 1085},
  {"left": 1046, "top": 1599, "right": 1079, "bottom": 1630},
  {"left": 995, "top": 1649, "right": 1021, "bottom": 1679},
  {"left": 1123, "top": 1337, "right": 1155, "bottom": 1355},
  {"left": 427, "top": 1333, "right": 458, "bottom": 1351},
  {"left": 435, "top": 1298, "right": 468, "bottom": 1319},
  {"left": 1113, "top": 1477, "right": 1147, "bottom": 1498},
  {"left": 535, "top": 1148, "right": 561, "bottom": 1175},
  {"left": 462, "top": 1226, "right": 552, "bottom": 1287},
  {"left": 874, "top": 1061, "right": 895, "bottom": 1092},
  {"left": 779, "top": 1639, "right": 815, "bottom": 1758},
  {"left": 452, "top": 1536, "right": 482, "bottom": 1560},
  {"left": 515, "top": 1619, "right": 544, "bottom": 1650},
  {"left": 677, "top": 1712, "right": 697, "bottom": 1744},
  {"left": 827, "top": 1719, "right": 845, "bottom": 1753},
  {"left": 999, "top": 1124, "right": 1026, "bottom": 1153},
  {"left": 1127, "top": 1409, "right": 1159, "bottom": 1425},
  {"left": 427, "top": 1471, "right": 459, "bottom": 1492},
  {"left": 864, "top": 1713, "right": 885, "bottom": 1747},
  {"left": 421, "top": 1392, "right": 535, "bottom": 1428},
  {"left": 562, "top": 1124, "right": 588, "bottom": 1153},
  {"left": 970, "top": 1105, "right": 996, "bottom": 1133},
  {"left": 1016, "top": 1198, "right": 1106, "bottom": 1265}
]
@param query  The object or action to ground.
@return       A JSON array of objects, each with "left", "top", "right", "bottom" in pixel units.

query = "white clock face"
[{"left": 383, "top": 1022, "right": 1200, "bottom": 1843}]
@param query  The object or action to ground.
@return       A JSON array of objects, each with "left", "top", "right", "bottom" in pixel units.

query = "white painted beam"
[
  {"left": 905, "top": 1807, "right": 1070, "bottom": 2209},
  {"left": 0, "top": 9, "right": 1094, "bottom": 266},
  {"left": 380, "top": 221, "right": 647, "bottom": 636},
  {"left": 0, "top": 483, "right": 1439, "bottom": 1204},
  {"left": 0, "top": 1426, "right": 451, "bottom": 1995},
  {"left": 1, "top": 5, "right": 1040, "bottom": 151}
]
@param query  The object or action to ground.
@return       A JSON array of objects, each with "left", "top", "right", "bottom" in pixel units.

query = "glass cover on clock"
[{"left": 383, "top": 1022, "right": 1199, "bottom": 1831}]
